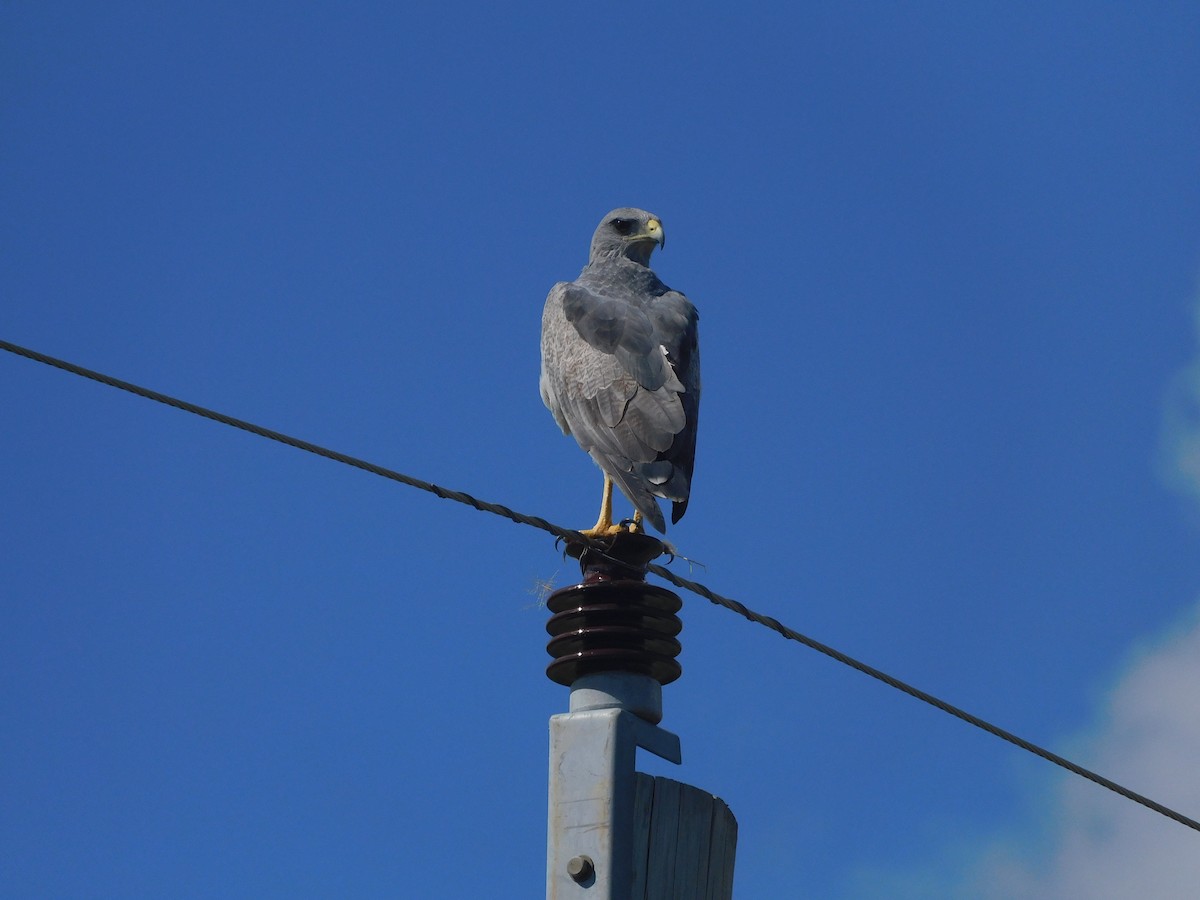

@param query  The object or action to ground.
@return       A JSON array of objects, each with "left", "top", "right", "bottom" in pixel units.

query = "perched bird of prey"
[{"left": 540, "top": 208, "right": 700, "bottom": 535}]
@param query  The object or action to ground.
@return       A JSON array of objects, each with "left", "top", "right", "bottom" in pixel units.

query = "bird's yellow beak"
[
  {"left": 646, "top": 217, "right": 664, "bottom": 248},
  {"left": 632, "top": 216, "right": 665, "bottom": 250}
]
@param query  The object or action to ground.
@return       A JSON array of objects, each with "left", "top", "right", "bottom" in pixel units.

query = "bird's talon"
[{"left": 579, "top": 521, "right": 635, "bottom": 540}]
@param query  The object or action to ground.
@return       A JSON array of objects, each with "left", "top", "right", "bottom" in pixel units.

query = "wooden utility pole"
[{"left": 544, "top": 534, "right": 737, "bottom": 899}]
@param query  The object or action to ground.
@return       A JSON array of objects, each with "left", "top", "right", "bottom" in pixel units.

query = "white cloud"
[
  {"left": 851, "top": 608, "right": 1200, "bottom": 900},
  {"left": 860, "top": 290, "right": 1200, "bottom": 900},
  {"left": 1160, "top": 298, "right": 1200, "bottom": 504},
  {"left": 963, "top": 291, "right": 1200, "bottom": 897},
  {"left": 964, "top": 609, "right": 1200, "bottom": 899},
  {"left": 960, "top": 289, "right": 1200, "bottom": 899}
]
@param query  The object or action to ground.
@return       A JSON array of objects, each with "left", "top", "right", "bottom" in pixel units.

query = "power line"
[
  {"left": 0, "top": 339, "right": 573, "bottom": 540},
  {"left": 3, "top": 336, "right": 1198, "bottom": 834}
]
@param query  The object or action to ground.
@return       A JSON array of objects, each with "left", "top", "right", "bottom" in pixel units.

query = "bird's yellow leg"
[
  {"left": 631, "top": 510, "right": 644, "bottom": 534},
  {"left": 580, "top": 474, "right": 621, "bottom": 538}
]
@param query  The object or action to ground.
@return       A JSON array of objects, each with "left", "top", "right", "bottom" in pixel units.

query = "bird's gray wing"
[
  {"left": 542, "top": 280, "right": 698, "bottom": 532},
  {"left": 559, "top": 284, "right": 677, "bottom": 392}
]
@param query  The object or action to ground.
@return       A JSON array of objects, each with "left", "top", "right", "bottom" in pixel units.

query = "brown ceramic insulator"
[{"left": 545, "top": 578, "right": 683, "bottom": 686}]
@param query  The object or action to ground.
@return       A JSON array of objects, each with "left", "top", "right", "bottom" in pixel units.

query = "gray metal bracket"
[{"left": 546, "top": 705, "right": 681, "bottom": 899}]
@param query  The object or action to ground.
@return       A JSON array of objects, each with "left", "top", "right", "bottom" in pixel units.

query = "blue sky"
[{"left": 3, "top": 3, "right": 1199, "bottom": 897}]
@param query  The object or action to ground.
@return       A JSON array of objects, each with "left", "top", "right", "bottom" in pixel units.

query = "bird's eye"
[{"left": 610, "top": 218, "right": 635, "bottom": 235}]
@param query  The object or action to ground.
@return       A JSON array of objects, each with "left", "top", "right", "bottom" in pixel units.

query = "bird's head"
[{"left": 588, "top": 208, "right": 665, "bottom": 267}]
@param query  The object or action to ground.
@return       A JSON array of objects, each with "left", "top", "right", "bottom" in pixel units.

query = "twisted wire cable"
[{"left": 3, "top": 337, "right": 1197, "bottom": 833}]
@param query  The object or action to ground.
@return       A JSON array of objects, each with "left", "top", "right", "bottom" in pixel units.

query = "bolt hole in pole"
[{"left": 567, "top": 855, "right": 595, "bottom": 885}]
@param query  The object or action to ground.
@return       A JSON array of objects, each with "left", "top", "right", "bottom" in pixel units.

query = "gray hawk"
[{"left": 540, "top": 208, "right": 700, "bottom": 535}]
